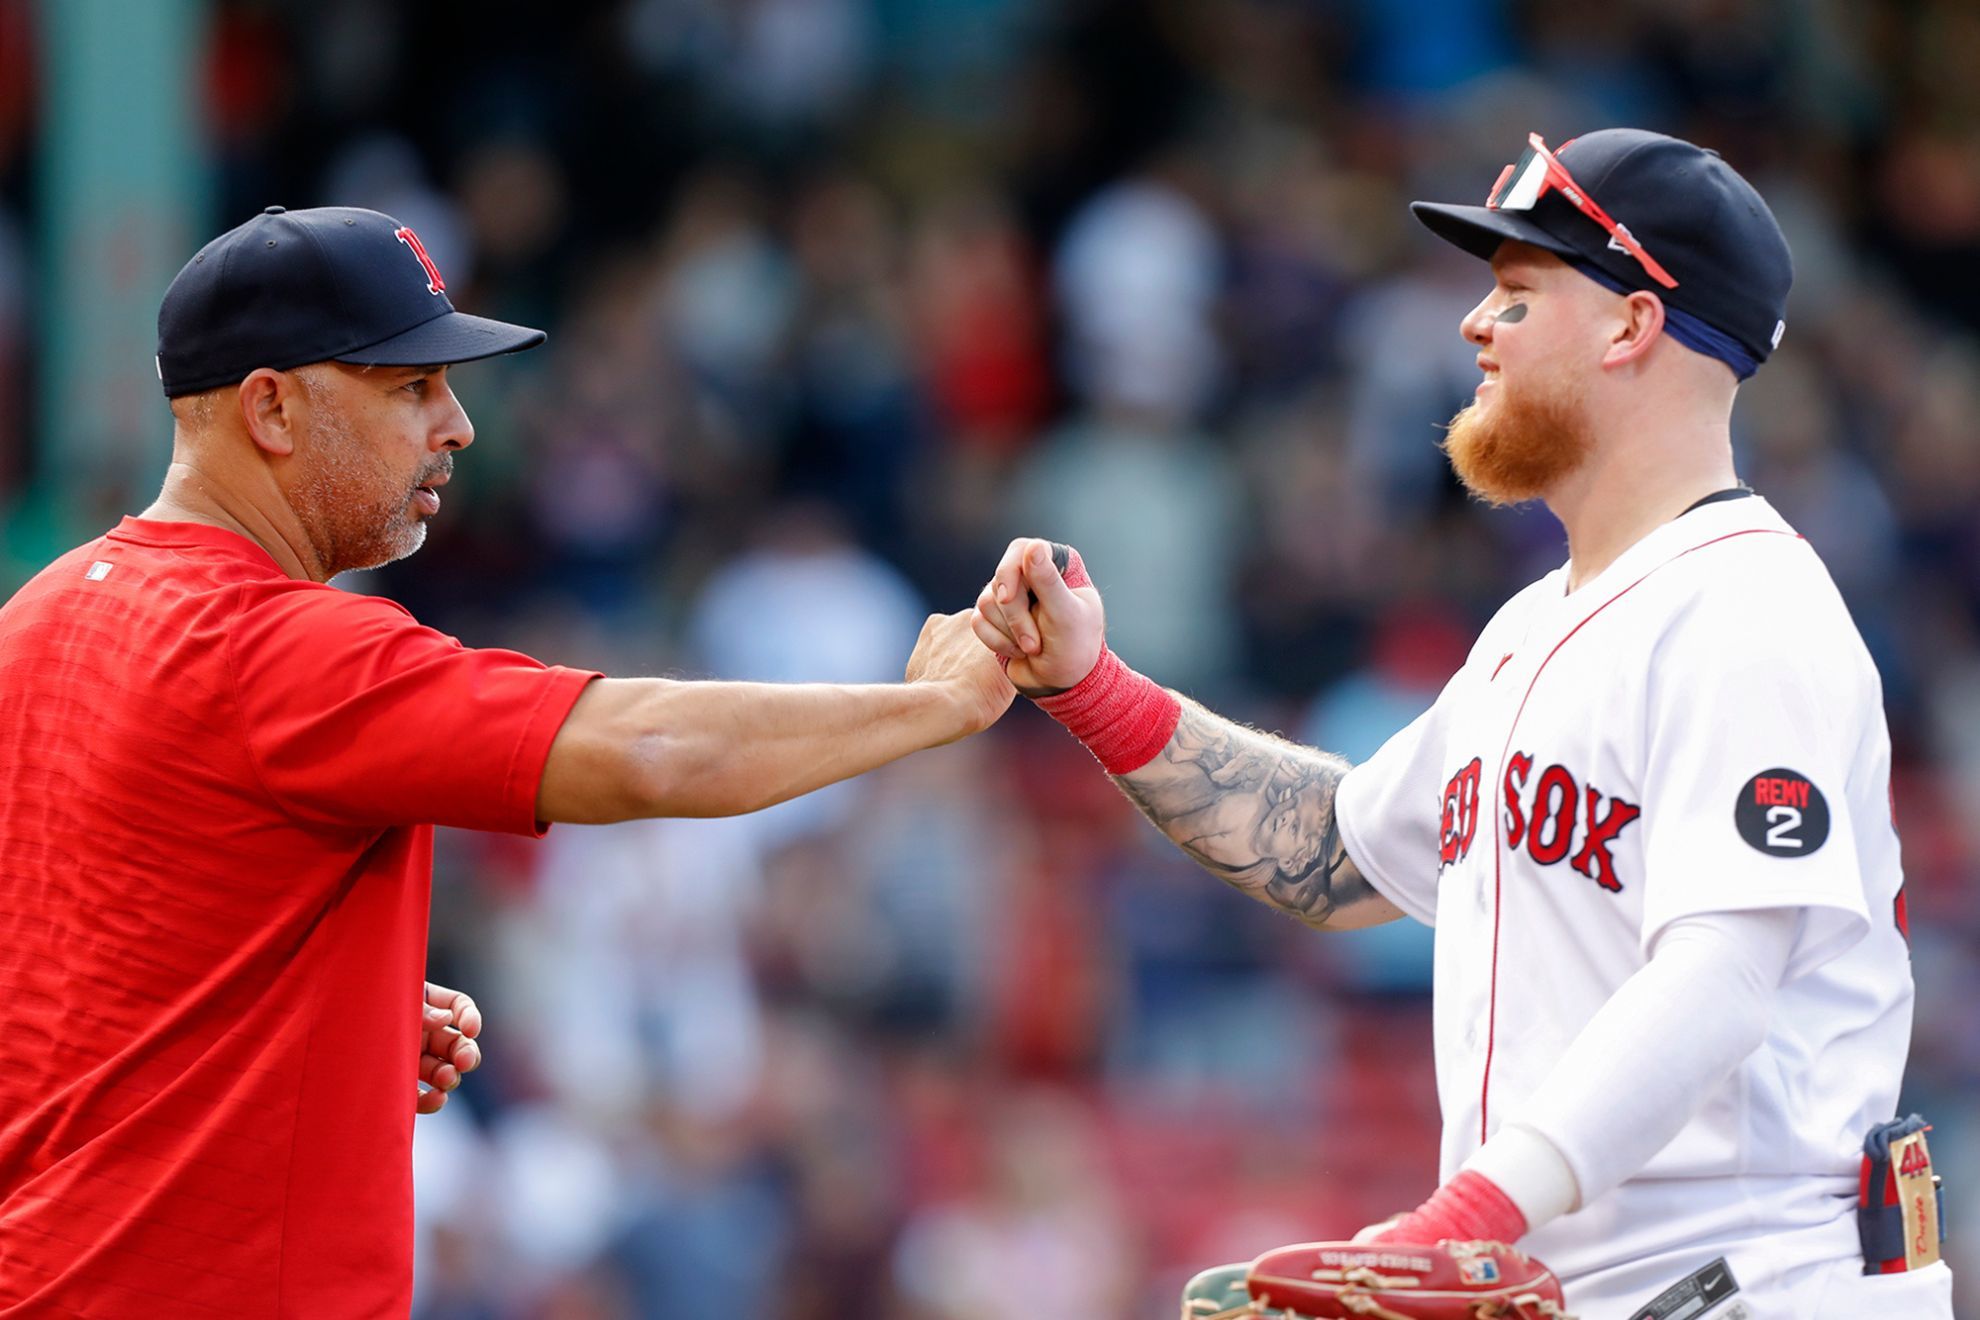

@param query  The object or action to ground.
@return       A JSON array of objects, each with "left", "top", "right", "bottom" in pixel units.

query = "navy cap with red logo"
[
  {"left": 156, "top": 205, "right": 545, "bottom": 398},
  {"left": 1411, "top": 129, "right": 1793, "bottom": 376}
]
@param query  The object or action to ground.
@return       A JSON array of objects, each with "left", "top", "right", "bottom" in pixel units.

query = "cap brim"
[
  {"left": 335, "top": 309, "right": 546, "bottom": 369},
  {"left": 1410, "top": 201, "right": 1583, "bottom": 265}
]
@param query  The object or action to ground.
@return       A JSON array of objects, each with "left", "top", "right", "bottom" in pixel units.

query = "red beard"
[{"left": 1442, "top": 373, "right": 1593, "bottom": 506}]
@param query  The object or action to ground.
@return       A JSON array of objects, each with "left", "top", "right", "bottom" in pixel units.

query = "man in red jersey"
[{"left": 0, "top": 206, "right": 1012, "bottom": 1317}]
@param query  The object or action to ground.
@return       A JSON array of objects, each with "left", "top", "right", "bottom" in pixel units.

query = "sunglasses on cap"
[{"left": 1487, "top": 132, "right": 1679, "bottom": 290}]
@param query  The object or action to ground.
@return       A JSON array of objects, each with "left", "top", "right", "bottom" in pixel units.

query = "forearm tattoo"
[{"left": 1114, "top": 700, "right": 1377, "bottom": 927}]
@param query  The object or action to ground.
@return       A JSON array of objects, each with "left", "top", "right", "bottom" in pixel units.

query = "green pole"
[{"left": 25, "top": 0, "right": 206, "bottom": 568}]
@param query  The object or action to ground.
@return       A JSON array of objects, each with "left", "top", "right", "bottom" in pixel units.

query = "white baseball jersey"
[{"left": 1335, "top": 495, "right": 1945, "bottom": 1318}]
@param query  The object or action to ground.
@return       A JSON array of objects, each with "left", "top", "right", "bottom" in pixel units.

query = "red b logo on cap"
[{"left": 395, "top": 226, "right": 446, "bottom": 295}]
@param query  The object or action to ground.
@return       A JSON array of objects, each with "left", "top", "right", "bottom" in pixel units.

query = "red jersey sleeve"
[{"left": 227, "top": 581, "right": 599, "bottom": 833}]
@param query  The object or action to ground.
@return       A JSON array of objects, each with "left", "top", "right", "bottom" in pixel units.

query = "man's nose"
[{"left": 435, "top": 388, "right": 473, "bottom": 451}]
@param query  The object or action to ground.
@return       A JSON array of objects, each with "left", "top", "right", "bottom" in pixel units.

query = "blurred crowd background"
[{"left": 2, "top": 0, "right": 1978, "bottom": 1315}]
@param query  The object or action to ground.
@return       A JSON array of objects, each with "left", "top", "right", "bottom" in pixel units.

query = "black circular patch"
[{"left": 1734, "top": 768, "right": 1830, "bottom": 857}]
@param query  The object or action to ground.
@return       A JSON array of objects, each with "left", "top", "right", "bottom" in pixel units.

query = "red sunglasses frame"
[{"left": 1487, "top": 132, "right": 1679, "bottom": 290}]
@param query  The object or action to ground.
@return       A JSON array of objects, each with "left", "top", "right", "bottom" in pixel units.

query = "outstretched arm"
[
  {"left": 973, "top": 537, "right": 1400, "bottom": 930},
  {"left": 1115, "top": 701, "right": 1397, "bottom": 928},
  {"left": 538, "top": 610, "right": 1014, "bottom": 823}
]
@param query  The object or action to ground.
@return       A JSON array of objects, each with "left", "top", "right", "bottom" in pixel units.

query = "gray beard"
[{"left": 292, "top": 406, "right": 428, "bottom": 577}]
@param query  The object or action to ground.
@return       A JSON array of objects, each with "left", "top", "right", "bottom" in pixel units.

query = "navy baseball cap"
[
  {"left": 156, "top": 205, "right": 545, "bottom": 397},
  {"left": 1411, "top": 129, "right": 1792, "bottom": 372}
]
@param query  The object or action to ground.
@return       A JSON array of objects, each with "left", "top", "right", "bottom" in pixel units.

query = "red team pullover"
[{"left": 0, "top": 519, "right": 598, "bottom": 1316}]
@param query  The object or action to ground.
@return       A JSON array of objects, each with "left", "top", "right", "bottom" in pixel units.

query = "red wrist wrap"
[
  {"left": 1035, "top": 645, "right": 1182, "bottom": 776},
  {"left": 1368, "top": 1169, "right": 1528, "bottom": 1246}
]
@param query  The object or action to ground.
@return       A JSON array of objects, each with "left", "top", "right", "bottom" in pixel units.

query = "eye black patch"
[{"left": 1495, "top": 302, "right": 1529, "bottom": 324}]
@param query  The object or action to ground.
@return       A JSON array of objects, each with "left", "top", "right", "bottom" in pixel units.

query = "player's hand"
[
  {"left": 416, "top": 981, "right": 482, "bottom": 1116},
  {"left": 906, "top": 609, "right": 1017, "bottom": 739},
  {"left": 972, "top": 538, "right": 1105, "bottom": 696}
]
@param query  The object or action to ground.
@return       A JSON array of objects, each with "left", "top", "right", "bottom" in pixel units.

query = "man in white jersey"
[{"left": 970, "top": 129, "right": 1954, "bottom": 1318}]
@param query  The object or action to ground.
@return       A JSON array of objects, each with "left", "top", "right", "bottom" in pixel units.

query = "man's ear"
[
  {"left": 238, "top": 368, "right": 300, "bottom": 457},
  {"left": 1603, "top": 291, "right": 1667, "bottom": 369}
]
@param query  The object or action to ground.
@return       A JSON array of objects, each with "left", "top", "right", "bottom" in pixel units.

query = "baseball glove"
[
  {"left": 1182, "top": 1240, "right": 1574, "bottom": 1319},
  {"left": 1249, "top": 1240, "right": 1571, "bottom": 1319},
  {"left": 1180, "top": 1262, "right": 1260, "bottom": 1319}
]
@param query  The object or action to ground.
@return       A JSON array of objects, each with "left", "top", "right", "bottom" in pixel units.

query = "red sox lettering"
[
  {"left": 1503, "top": 753, "right": 1642, "bottom": 891},
  {"left": 1439, "top": 754, "right": 1643, "bottom": 891},
  {"left": 1439, "top": 757, "right": 1483, "bottom": 867}
]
